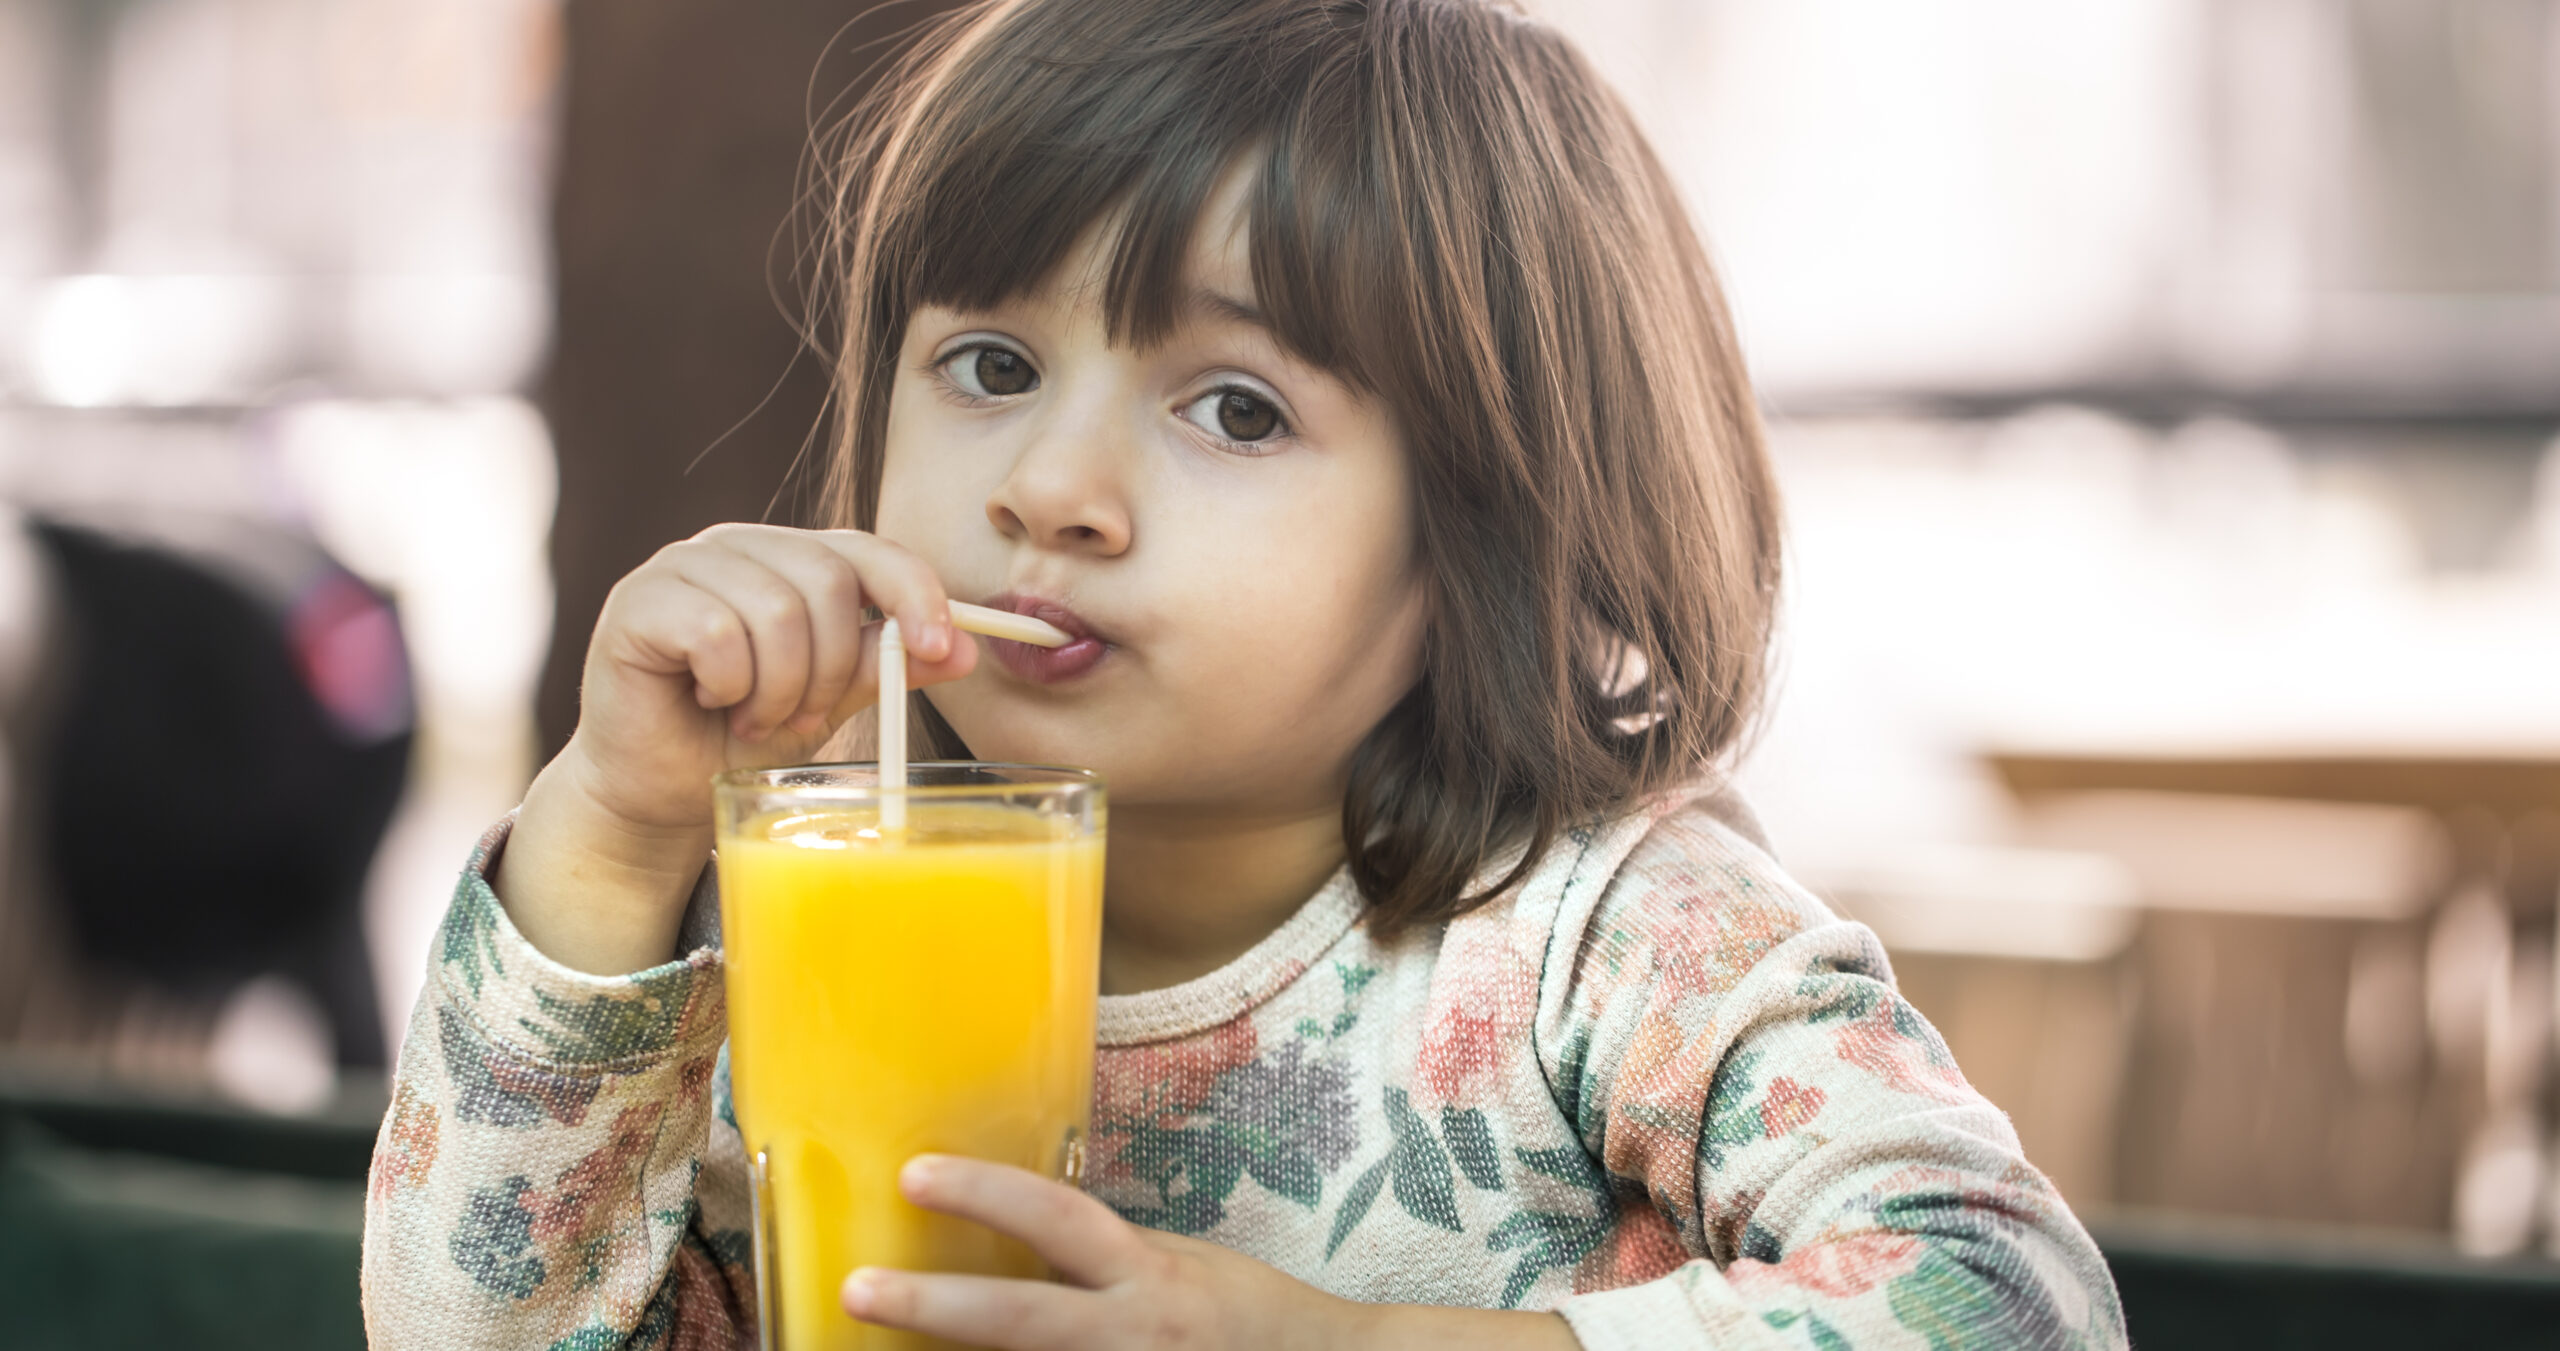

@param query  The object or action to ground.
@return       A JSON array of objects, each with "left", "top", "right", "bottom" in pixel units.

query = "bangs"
[
  {"left": 862, "top": 0, "right": 1392, "bottom": 389},
  {"left": 827, "top": 0, "right": 1780, "bottom": 936}
]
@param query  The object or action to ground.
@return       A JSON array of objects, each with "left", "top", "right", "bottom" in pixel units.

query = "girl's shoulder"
[{"left": 1465, "top": 778, "right": 1887, "bottom": 1006}]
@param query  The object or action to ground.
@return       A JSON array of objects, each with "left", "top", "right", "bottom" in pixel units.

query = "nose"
[{"left": 984, "top": 410, "right": 1134, "bottom": 556}]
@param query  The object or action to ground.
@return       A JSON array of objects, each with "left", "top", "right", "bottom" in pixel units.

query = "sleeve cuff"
[
  {"left": 1559, "top": 1263, "right": 1790, "bottom": 1351},
  {"left": 428, "top": 814, "right": 726, "bottom": 1071}
]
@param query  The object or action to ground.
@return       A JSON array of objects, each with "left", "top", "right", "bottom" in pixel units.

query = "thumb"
[{"left": 822, "top": 625, "right": 979, "bottom": 726}]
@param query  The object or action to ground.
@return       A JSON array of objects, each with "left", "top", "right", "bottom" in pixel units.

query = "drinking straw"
[
  {"left": 948, "top": 600, "right": 1070, "bottom": 647},
  {"left": 878, "top": 602, "right": 1065, "bottom": 835},
  {"left": 878, "top": 618, "right": 906, "bottom": 833}
]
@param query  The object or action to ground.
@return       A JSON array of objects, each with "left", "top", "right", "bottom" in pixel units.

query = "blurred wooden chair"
[{"left": 1987, "top": 753, "right": 2560, "bottom": 1253}]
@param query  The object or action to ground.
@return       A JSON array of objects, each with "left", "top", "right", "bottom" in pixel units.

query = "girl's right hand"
[{"left": 495, "top": 524, "right": 979, "bottom": 975}]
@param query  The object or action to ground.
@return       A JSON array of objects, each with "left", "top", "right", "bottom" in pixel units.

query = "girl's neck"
[{"left": 1097, "top": 803, "right": 1345, "bottom": 995}]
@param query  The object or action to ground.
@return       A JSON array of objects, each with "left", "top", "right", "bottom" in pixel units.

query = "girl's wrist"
[
  {"left": 1333, "top": 1303, "right": 1580, "bottom": 1351},
  {"left": 493, "top": 752, "right": 714, "bottom": 976}
]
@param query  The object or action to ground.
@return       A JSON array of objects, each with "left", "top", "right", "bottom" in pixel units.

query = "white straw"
[
  {"left": 947, "top": 600, "right": 1072, "bottom": 648},
  {"left": 878, "top": 618, "right": 907, "bottom": 833}
]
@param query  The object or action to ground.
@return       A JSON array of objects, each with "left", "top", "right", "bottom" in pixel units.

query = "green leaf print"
[
  {"left": 1549, "top": 1024, "right": 1601, "bottom": 1142},
  {"left": 703, "top": 1227, "right": 753, "bottom": 1273},
  {"left": 1765, "top": 1309, "right": 1855, "bottom": 1351},
  {"left": 450, "top": 1175, "right": 545, "bottom": 1298},
  {"left": 523, "top": 967, "right": 695, "bottom": 1065},
  {"left": 1383, "top": 1088, "right": 1462, "bottom": 1232},
  {"left": 440, "top": 886, "right": 506, "bottom": 997},
  {"left": 1487, "top": 1209, "right": 1612, "bottom": 1309},
  {"left": 1516, "top": 1143, "right": 1606, "bottom": 1195},
  {"left": 1323, "top": 1087, "right": 1470, "bottom": 1260},
  {"left": 1329, "top": 962, "right": 1379, "bottom": 1039},
  {"left": 629, "top": 1275, "right": 680, "bottom": 1350},
  {"left": 1442, "top": 1105, "right": 1504, "bottom": 1190},
  {"left": 1326, "top": 1156, "right": 1392, "bottom": 1259},
  {"left": 1888, "top": 1247, "right": 2008, "bottom": 1351},
  {"left": 1121, "top": 1123, "right": 1250, "bottom": 1235},
  {"left": 1486, "top": 1144, "right": 1615, "bottom": 1307},
  {"left": 1293, "top": 965, "right": 1381, "bottom": 1045},
  {"left": 1699, "top": 1049, "right": 1766, "bottom": 1169},
  {"left": 1114, "top": 1040, "right": 1361, "bottom": 1234},
  {"left": 1244, "top": 1134, "right": 1324, "bottom": 1209},
  {"left": 711, "top": 1045, "right": 736, "bottom": 1130},
  {"left": 1799, "top": 966, "right": 1882, "bottom": 1025}
]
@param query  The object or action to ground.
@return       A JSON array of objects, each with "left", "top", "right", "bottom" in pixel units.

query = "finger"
[
  {"left": 720, "top": 532, "right": 868, "bottom": 737},
  {"left": 824, "top": 621, "right": 980, "bottom": 728},
  {"left": 610, "top": 573, "right": 755, "bottom": 711},
  {"left": 803, "top": 529, "right": 957, "bottom": 663},
  {"left": 843, "top": 1267, "right": 1100, "bottom": 1351},
  {"left": 899, "top": 1156, "right": 1141, "bottom": 1288},
  {"left": 666, "top": 544, "right": 811, "bottom": 741}
]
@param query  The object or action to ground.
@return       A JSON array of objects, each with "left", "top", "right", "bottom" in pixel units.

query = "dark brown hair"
[{"left": 816, "top": 0, "right": 1779, "bottom": 932}]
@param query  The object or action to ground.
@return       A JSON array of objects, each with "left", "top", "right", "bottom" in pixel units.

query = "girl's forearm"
[
  {"left": 1337, "top": 1304, "right": 1579, "bottom": 1351},
  {"left": 492, "top": 752, "right": 711, "bottom": 976}
]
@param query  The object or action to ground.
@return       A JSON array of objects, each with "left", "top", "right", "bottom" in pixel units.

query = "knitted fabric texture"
[{"left": 361, "top": 785, "right": 2128, "bottom": 1349}]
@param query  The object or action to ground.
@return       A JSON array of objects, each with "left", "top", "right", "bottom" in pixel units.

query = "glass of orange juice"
[{"left": 713, "top": 763, "right": 1106, "bottom": 1351}]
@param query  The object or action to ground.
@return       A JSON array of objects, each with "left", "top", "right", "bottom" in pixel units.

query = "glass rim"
[{"left": 711, "top": 761, "right": 1103, "bottom": 802}]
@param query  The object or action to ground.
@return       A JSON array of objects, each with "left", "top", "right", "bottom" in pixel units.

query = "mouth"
[{"left": 977, "top": 592, "right": 1111, "bottom": 685}]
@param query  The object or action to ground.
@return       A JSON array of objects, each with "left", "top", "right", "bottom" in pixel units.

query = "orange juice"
[{"left": 719, "top": 795, "right": 1104, "bottom": 1351}]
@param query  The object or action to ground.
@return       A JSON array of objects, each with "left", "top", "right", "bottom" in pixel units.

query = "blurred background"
[{"left": 0, "top": 0, "right": 2554, "bottom": 1345}]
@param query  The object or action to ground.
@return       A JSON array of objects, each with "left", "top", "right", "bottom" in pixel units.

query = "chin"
[{"left": 929, "top": 692, "right": 1115, "bottom": 774}]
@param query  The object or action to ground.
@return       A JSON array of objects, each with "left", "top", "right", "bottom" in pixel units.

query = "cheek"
[
  {"left": 1160, "top": 489, "right": 1423, "bottom": 706},
  {"left": 874, "top": 388, "right": 977, "bottom": 554}
]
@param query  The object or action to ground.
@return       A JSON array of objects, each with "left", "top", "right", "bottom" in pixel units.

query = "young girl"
[{"left": 363, "top": 0, "right": 2126, "bottom": 1347}]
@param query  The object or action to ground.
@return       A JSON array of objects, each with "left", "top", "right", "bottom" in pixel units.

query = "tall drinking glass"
[{"left": 714, "top": 763, "right": 1106, "bottom": 1351}]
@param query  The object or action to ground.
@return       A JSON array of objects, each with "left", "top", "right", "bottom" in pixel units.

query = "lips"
[{"left": 979, "top": 593, "right": 1111, "bottom": 685}]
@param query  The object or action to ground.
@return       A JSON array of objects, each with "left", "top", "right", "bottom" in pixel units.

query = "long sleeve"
[
  {"left": 1542, "top": 810, "right": 2127, "bottom": 1350},
  {"left": 362, "top": 819, "right": 757, "bottom": 1350}
]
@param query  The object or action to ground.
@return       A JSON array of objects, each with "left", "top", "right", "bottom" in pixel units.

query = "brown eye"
[
  {"left": 1178, "top": 384, "right": 1291, "bottom": 450},
  {"left": 1214, "top": 391, "right": 1278, "bottom": 441},
  {"left": 972, "top": 347, "right": 1036, "bottom": 396}
]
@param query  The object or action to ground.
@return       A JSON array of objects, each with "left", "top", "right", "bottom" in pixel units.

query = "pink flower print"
[
  {"left": 1728, "top": 1229, "right": 1923, "bottom": 1300},
  {"left": 1417, "top": 1003, "right": 1502, "bottom": 1104},
  {"left": 677, "top": 1050, "right": 719, "bottom": 1101},
  {"left": 1758, "top": 1076, "right": 1825, "bottom": 1138},
  {"left": 1597, "top": 1013, "right": 1717, "bottom": 1218},
  {"left": 663, "top": 1241, "right": 753, "bottom": 1350},
  {"left": 1834, "top": 996, "right": 1974, "bottom": 1104},
  {"left": 528, "top": 1100, "right": 666, "bottom": 1247},
  {"left": 1097, "top": 1018, "right": 1261, "bottom": 1123},
  {"left": 370, "top": 1077, "right": 441, "bottom": 1199},
  {"left": 1089, "top": 1019, "right": 1260, "bottom": 1181},
  {"left": 1573, "top": 1200, "right": 1690, "bottom": 1293},
  {"left": 1415, "top": 917, "right": 1522, "bottom": 1106}
]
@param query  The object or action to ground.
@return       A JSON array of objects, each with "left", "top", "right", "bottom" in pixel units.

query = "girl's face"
[{"left": 874, "top": 168, "right": 1429, "bottom": 816}]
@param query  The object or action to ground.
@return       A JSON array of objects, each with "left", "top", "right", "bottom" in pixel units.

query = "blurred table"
[
  {"left": 1988, "top": 750, "right": 2560, "bottom": 819},
  {"left": 1987, "top": 745, "right": 2560, "bottom": 1253}
]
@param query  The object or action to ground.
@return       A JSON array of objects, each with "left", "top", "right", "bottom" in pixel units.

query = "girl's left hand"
[{"left": 841, "top": 1155, "right": 1361, "bottom": 1351}]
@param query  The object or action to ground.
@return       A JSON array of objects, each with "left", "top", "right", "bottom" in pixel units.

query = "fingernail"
[
  {"left": 922, "top": 619, "right": 951, "bottom": 661},
  {"left": 900, "top": 1155, "right": 939, "bottom": 1191},
  {"left": 842, "top": 1268, "right": 881, "bottom": 1317}
]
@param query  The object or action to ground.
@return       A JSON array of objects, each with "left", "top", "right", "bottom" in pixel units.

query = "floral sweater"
[{"left": 361, "top": 784, "right": 2126, "bottom": 1350}]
